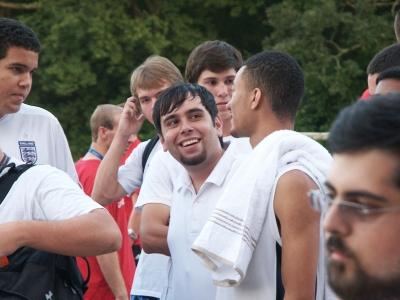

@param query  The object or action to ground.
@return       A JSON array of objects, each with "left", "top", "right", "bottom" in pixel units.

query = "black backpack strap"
[
  {"left": 0, "top": 163, "right": 35, "bottom": 204},
  {"left": 141, "top": 136, "right": 159, "bottom": 171}
]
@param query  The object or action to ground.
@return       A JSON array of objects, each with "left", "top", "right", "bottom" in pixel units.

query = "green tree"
[
  {"left": 264, "top": 0, "right": 395, "bottom": 131},
  {"left": 18, "top": 0, "right": 270, "bottom": 158},
  {"left": 6, "top": 0, "right": 397, "bottom": 158}
]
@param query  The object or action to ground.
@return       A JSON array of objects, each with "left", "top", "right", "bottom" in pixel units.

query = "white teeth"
[{"left": 182, "top": 139, "right": 199, "bottom": 147}]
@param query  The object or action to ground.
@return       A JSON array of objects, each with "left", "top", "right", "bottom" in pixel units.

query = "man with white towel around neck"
[{"left": 192, "top": 51, "right": 334, "bottom": 300}]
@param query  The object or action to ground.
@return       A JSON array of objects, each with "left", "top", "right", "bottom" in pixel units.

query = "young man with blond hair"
[{"left": 92, "top": 55, "right": 184, "bottom": 300}]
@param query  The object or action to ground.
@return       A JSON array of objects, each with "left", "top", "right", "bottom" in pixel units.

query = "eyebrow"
[
  {"left": 202, "top": 75, "right": 235, "bottom": 80},
  {"left": 138, "top": 95, "right": 151, "bottom": 101},
  {"left": 162, "top": 107, "right": 205, "bottom": 123},
  {"left": 9, "top": 63, "right": 35, "bottom": 71},
  {"left": 186, "top": 108, "right": 205, "bottom": 115},
  {"left": 162, "top": 114, "right": 176, "bottom": 125},
  {"left": 344, "top": 191, "right": 388, "bottom": 203},
  {"left": 324, "top": 181, "right": 388, "bottom": 203}
]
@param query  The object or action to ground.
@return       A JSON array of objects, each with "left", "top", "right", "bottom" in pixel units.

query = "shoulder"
[
  {"left": 276, "top": 169, "right": 316, "bottom": 192},
  {"left": 19, "top": 104, "right": 59, "bottom": 121},
  {"left": 22, "top": 164, "right": 70, "bottom": 180},
  {"left": 274, "top": 169, "right": 318, "bottom": 218},
  {"left": 226, "top": 137, "right": 252, "bottom": 154},
  {"left": 148, "top": 150, "right": 185, "bottom": 176},
  {"left": 130, "top": 139, "right": 153, "bottom": 157},
  {"left": 10, "top": 164, "right": 69, "bottom": 191}
]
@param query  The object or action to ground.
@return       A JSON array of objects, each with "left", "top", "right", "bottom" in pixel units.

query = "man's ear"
[
  {"left": 159, "top": 134, "right": 168, "bottom": 152},
  {"left": 214, "top": 115, "right": 223, "bottom": 137},
  {"left": 250, "top": 88, "right": 262, "bottom": 110},
  {"left": 98, "top": 126, "right": 107, "bottom": 140}
]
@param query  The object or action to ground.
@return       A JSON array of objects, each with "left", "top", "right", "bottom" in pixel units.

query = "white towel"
[{"left": 192, "top": 130, "right": 332, "bottom": 286}]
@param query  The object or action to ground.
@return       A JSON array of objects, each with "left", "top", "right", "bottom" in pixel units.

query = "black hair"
[
  {"left": 366, "top": 43, "right": 400, "bottom": 75},
  {"left": 328, "top": 95, "right": 400, "bottom": 188},
  {"left": 153, "top": 83, "right": 219, "bottom": 136},
  {"left": 0, "top": 18, "right": 41, "bottom": 59},
  {"left": 376, "top": 66, "right": 400, "bottom": 84},
  {"left": 243, "top": 50, "right": 304, "bottom": 121},
  {"left": 185, "top": 40, "right": 243, "bottom": 83}
]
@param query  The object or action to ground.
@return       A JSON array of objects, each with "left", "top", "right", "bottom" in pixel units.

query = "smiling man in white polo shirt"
[{"left": 138, "top": 83, "right": 240, "bottom": 300}]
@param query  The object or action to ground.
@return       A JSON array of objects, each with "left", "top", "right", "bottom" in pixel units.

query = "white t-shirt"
[
  {"left": 117, "top": 139, "right": 162, "bottom": 195},
  {"left": 0, "top": 104, "right": 77, "bottom": 181},
  {"left": 216, "top": 163, "right": 334, "bottom": 300},
  {"left": 0, "top": 159, "right": 103, "bottom": 224},
  {"left": 139, "top": 141, "right": 247, "bottom": 300}
]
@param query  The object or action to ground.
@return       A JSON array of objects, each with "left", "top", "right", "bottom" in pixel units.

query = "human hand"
[{"left": 117, "top": 97, "right": 145, "bottom": 139}]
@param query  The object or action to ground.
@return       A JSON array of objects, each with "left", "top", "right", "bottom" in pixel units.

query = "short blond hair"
[
  {"left": 130, "top": 55, "right": 184, "bottom": 97},
  {"left": 90, "top": 104, "right": 122, "bottom": 142}
]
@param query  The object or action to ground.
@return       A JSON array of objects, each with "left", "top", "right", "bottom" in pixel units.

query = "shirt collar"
[{"left": 177, "top": 143, "right": 237, "bottom": 192}]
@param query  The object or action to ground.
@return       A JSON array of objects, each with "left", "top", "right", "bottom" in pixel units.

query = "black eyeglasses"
[{"left": 309, "top": 189, "right": 400, "bottom": 220}]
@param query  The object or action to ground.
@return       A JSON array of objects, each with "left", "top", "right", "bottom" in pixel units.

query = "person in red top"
[{"left": 76, "top": 104, "right": 135, "bottom": 300}]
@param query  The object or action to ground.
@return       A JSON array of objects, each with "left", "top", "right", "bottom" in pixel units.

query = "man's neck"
[
  {"left": 250, "top": 119, "right": 294, "bottom": 148},
  {"left": 186, "top": 148, "right": 225, "bottom": 193},
  {"left": 222, "top": 122, "right": 231, "bottom": 137},
  {"left": 0, "top": 108, "right": 6, "bottom": 119},
  {"left": 0, "top": 150, "right": 4, "bottom": 162},
  {"left": 84, "top": 143, "right": 107, "bottom": 160}
]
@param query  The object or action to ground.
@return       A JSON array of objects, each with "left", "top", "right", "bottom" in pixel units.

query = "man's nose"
[
  {"left": 19, "top": 72, "right": 32, "bottom": 89},
  {"left": 323, "top": 202, "right": 351, "bottom": 237}
]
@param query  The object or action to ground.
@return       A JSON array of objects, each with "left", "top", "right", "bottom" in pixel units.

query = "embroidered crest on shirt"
[{"left": 18, "top": 141, "right": 37, "bottom": 163}]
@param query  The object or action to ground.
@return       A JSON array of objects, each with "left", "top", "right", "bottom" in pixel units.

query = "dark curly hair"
[{"left": 0, "top": 18, "right": 40, "bottom": 59}]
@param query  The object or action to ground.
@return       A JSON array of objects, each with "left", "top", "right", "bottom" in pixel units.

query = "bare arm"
[
  {"left": 92, "top": 98, "right": 144, "bottom": 206},
  {"left": 141, "top": 203, "right": 170, "bottom": 256},
  {"left": 127, "top": 192, "right": 141, "bottom": 241},
  {"left": 92, "top": 134, "right": 129, "bottom": 205},
  {"left": 96, "top": 252, "right": 128, "bottom": 300},
  {"left": 274, "top": 170, "right": 320, "bottom": 300},
  {"left": 0, "top": 208, "right": 121, "bottom": 257}
]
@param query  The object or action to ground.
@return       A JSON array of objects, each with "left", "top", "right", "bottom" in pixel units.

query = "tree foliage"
[
  {"left": 264, "top": 0, "right": 395, "bottom": 131},
  {"left": 2, "top": 0, "right": 396, "bottom": 158}
]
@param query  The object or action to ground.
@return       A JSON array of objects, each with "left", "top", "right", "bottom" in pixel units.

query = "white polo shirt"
[
  {"left": 0, "top": 158, "right": 103, "bottom": 224},
  {"left": 139, "top": 140, "right": 248, "bottom": 300},
  {"left": 0, "top": 104, "right": 77, "bottom": 181}
]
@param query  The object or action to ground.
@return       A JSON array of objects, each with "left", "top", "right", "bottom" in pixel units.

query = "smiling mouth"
[{"left": 180, "top": 138, "right": 200, "bottom": 147}]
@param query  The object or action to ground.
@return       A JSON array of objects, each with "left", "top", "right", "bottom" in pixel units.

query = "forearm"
[
  {"left": 128, "top": 205, "right": 141, "bottom": 239},
  {"left": 6, "top": 209, "right": 121, "bottom": 257},
  {"left": 92, "top": 135, "right": 128, "bottom": 205},
  {"left": 140, "top": 204, "right": 170, "bottom": 256},
  {"left": 141, "top": 221, "right": 170, "bottom": 256},
  {"left": 96, "top": 252, "right": 128, "bottom": 299}
]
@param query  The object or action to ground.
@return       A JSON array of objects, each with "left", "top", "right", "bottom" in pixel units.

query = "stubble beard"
[
  {"left": 327, "top": 235, "right": 400, "bottom": 300},
  {"left": 180, "top": 149, "right": 207, "bottom": 166}
]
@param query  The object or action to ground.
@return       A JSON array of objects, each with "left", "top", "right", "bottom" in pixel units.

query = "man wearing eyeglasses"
[{"left": 311, "top": 94, "right": 400, "bottom": 300}]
